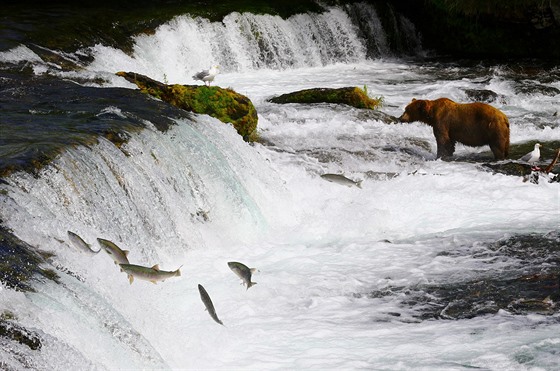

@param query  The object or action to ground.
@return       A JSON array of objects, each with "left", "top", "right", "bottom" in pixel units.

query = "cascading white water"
[
  {"left": 0, "top": 112, "right": 297, "bottom": 369},
  {"left": 85, "top": 2, "right": 415, "bottom": 83},
  {"left": 1, "top": 114, "right": 289, "bottom": 265},
  {"left": 1, "top": 1, "right": 559, "bottom": 369}
]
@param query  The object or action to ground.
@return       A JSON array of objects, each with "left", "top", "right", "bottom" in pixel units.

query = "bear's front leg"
[{"left": 434, "top": 128, "right": 455, "bottom": 159}]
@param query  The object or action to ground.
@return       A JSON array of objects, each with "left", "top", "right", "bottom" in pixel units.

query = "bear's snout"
[{"left": 399, "top": 112, "right": 410, "bottom": 122}]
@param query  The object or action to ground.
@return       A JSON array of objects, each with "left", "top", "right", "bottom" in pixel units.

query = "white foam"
[{"left": 1, "top": 6, "right": 559, "bottom": 370}]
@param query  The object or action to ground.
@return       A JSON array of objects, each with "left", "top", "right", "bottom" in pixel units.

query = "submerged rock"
[
  {"left": 0, "top": 316, "right": 42, "bottom": 351},
  {"left": 356, "top": 109, "right": 399, "bottom": 124},
  {"left": 464, "top": 88, "right": 504, "bottom": 103},
  {"left": 482, "top": 146, "right": 560, "bottom": 183},
  {"left": 0, "top": 226, "right": 58, "bottom": 292},
  {"left": 482, "top": 161, "right": 534, "bottom": 177},
  {"left": 117, "top": 72, "right": 258, "bottom": 141},
  {"left": 268, "top": 87, "right": 383, "bottom": 110},
  {"left": 363, "top": 232, "right": 560, "bottom": 320}
]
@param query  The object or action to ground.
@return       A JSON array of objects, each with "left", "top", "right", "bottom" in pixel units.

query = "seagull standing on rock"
[
  {"left": 192, "top": 65, "right": 220, "bottom": 86},
  {"left": 519, "top": 143, "right": 542, "bottom": 165}
]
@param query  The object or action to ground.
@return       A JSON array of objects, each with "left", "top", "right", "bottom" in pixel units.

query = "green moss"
[
  {"left": 269, "top": 87, "right": 383, "bottom": 110},
  {"left": 117, "top": 72, "right": 258, "bottom": 141}
]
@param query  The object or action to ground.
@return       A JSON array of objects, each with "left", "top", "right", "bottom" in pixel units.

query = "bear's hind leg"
[
  {"left": 490, "top": 143, "right": 507, "bottom": 160},
  {"left": 436, "top": 139, "right": 455, "bottom": 159}
]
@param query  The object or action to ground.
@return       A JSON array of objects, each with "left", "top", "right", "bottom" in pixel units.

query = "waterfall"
[
  {"left": 0, "top": 115, "right": 286, "bottom": 266},
  {"left": 0, "top": 101, "right": 294, "bottom": 370},
  {"left": 86, "top": 2, "right": 421, "bottom": 82}
]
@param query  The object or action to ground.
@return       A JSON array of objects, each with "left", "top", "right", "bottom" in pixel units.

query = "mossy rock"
[
  {"left": 117, "top": 72, "right": 258, "bottom": 141},
  {"left": 268, "top": 87, "right": 383, "bottom": 110}
]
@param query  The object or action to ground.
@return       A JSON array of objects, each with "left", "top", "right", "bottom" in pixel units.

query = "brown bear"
[{"left": 399, "top": 98, "right": 510, "bottom": 160}]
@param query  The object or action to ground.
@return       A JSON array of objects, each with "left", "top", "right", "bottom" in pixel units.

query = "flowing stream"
[{"left": 0, "top": 3, "right": 559, "bottom": 370}]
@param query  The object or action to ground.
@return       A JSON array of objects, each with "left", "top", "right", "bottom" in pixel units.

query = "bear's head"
[{"left": 399, "top": 99, "right": 432, "bottom": 124}]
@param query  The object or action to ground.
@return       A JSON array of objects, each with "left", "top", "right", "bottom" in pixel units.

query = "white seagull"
[
  {"left": 519, "top": 143, "right": 542, "bottom": 164},
  {"left": 192, "top": 65, "right": 220, "bottom": 86}
]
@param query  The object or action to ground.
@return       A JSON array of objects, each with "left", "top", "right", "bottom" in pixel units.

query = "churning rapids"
[{"left": 1, "top": 3, "right": 559, "bottom": 370}]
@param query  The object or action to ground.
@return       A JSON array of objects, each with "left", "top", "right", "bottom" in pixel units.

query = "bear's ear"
[{"left": 411, "top": 98, "right": 416, "bottom": 102}]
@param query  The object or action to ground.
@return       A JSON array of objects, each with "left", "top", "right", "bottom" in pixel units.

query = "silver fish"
[
  {"left": 97, "top": 238, "right": 130, "bottom": 269},
  {"left": 320, "top": 173, "right": 362, "bottom": 188},
  {"left": 198, "top": 284, "right": 224, "bottom": 326},
  {"left": 228, "top": 261, "right": 257, "bottom": 290},
  {"left": 67, "top": 231, "right": 100, "bottom": 255},
  {"left": 119, "top": 263, "right": 181, "bottom": 285}
]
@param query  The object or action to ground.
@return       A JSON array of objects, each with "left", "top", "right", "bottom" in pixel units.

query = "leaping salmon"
[
  {"left": 119, "top": 263, "right": 181, "bottom": 284},
  {"left": 97, "top": 238, "right": 130, "bottom": 270},
  {"left": 320, "top": 173, "right": 362, "bottom": 188},
  {"left": 198, "top": 284, "right": 224, "bottom": 326},
  {"left": 227, "top": 261, "right": 257, "bottom": 290},
  {"left": 67, "top": 231, "right": 100, "bottom": 255}
]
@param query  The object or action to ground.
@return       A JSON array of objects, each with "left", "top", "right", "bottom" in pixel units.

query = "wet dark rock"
[
  {"left": 269, "top": 87, "right": 383, "bottom": 110},
  {"left": 0, "top": 318, "right": 42, "bottom": 351},
  {"left": 25, "top": 44, "right": 83, "bottom": 71},
  {"left": 464, "top": 88, "right": 504, "bottom": 103},
  {"left": 481, "top": 142, "right": 560, "bottom": 181},
  {"left": 356, "top": 109, "right": 399, "bottom": 124},
  {"left": 0, "top": 226, "right": 59, "bottom": 292},
  {"left": 482, "top": 161, "right": 533, "bottom": 177},
  {"left": 0, "top": 71, "right": 191, "bottom": 177},
  {"left": 362, "top": 232, "right": 560, "bottom": 320},
  {"left": 515, "top": 84, "right": 560, "bottom": 97},
  {"left": 391, "top": 0, "right": 560, "bottom": 59}
]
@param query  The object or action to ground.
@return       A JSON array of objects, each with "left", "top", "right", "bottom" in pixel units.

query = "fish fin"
[
  {"left": 250, "top": 268, "right": 257, "bottom": 273},
  {"left": 128, "top": 274, "right": 134, "bottom": 284},
  {"left": 152, "top": 264, "right": 160, "bottom": 271},
  {"left": 247, "top": 282, "right": 257, "bottom": 290},
  {"left": 123, "top": 250, "right": 130, "bottom": 257},
  {"left": 151, "top": 280, "right": 158, "bottom": 285}
]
